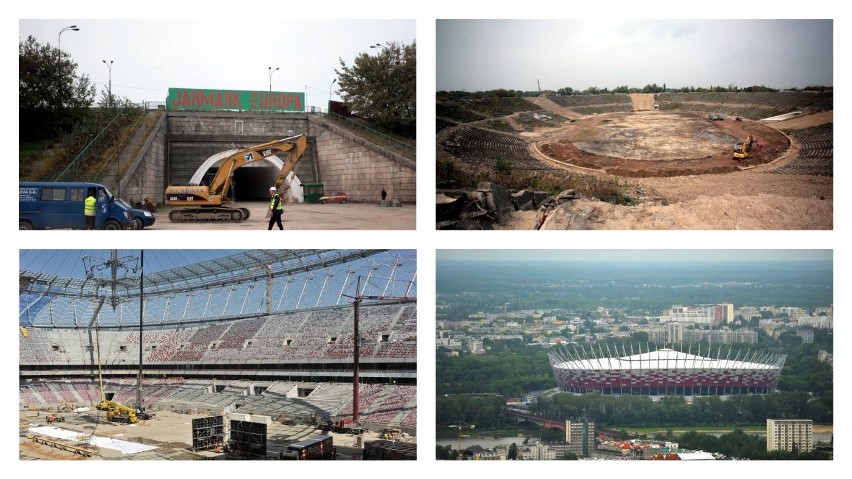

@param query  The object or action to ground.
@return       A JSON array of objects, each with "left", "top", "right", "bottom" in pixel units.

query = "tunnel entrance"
[
  {"left": 232, "top": 165, "right": 279, "bottom": 201},
  {"left": 200, "top": 164, "right": 279, "bottom": 201}
]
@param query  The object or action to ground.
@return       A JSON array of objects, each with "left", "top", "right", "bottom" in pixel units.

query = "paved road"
[{"left": 148, "top": 201, "right": 415, "bottom": 230}]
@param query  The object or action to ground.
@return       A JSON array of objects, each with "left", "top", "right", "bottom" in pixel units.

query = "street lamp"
[
  {"left": 329, "top": 78, "right": 336, "bottom": 106},
  {"left": 102, "top": 60, "right": 113, "bottom": 107},
  {"left": 268, "top": 66, "right": 279, "bottom": 92},
  {"left": 58, "top": 25, "right": 79, "bottom": 57},
  {"left": 57, "top": 25, "right": 79, "bottom": 106}
]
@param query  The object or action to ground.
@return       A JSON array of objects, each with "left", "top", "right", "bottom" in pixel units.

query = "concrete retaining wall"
[
  {"left": 313, "top": 123, "right": 416, "bottom": 203},
  {"left": 123, "top": 111, "right": 415, "bottom": 205},
  {"left": 119, "top": 112, "right": 167, "bottom": 205}
]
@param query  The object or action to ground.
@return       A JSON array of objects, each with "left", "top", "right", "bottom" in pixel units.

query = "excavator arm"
[
  {"left": 733, "top": 134, "right": 754, "bottom": 160},
  {"left": 271, "top": 134, "right": 308, "bottom": 192},
  {"left": 165, "top": 134, "right": 308, "bottom": 222},
  {"left": 208, "top": 134, "right": 308, "bottom": 198}
]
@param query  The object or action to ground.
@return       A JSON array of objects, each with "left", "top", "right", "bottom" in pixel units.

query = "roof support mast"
[{"left": 137, "top": 250, "right": 144, "bottom": 413}]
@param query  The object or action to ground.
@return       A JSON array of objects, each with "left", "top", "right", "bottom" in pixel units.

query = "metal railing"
[
  {"left": 325, "top": 111, "right": 415, "bottom": 159},
  {"left": 53, "top": 103, "right": 146, "bottom": 182}
]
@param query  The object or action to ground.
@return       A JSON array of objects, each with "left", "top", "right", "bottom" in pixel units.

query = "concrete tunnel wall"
[{"left": 121, "top": 111, "right": 415, "bottom": 205}]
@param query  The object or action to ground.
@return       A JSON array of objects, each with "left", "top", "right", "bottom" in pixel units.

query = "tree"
[
  {"left": 631, "top": 331, "right": 649, "bottom": 342},
  {"left": 335, "top": 40, "right": 416, "bottom": 136},
  {"left": 508, "top": 442, "right": 518, "bottom": 460},
  {"left": 436, "top": 444, "right": 456, "bottom": 460},
  {"left": 19, "top": 35, "right": 96, "bottom": 140}
]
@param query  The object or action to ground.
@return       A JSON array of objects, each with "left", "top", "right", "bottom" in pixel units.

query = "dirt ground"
[
  {"left": 497, "top": 109, "right": 833, "bottom": 230},
  {"left": 148, "top": 202, "right": 415, "bottom": 230},
  {"left": 535, "top": 111, "right": 789, "bottom": 177},
  {"left": 19, "top": 409, "right": 410, "bottom": 460}
]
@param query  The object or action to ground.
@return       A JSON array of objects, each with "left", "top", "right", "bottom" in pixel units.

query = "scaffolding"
[{"left": 192, "top": 416, "right": 225, "bottom": 452}]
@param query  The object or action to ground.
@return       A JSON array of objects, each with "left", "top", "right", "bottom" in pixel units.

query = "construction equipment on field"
[
  {"left": 105, "top": 402, "right": 139, "bottom": 424},
  {"left": 733, "top": 135, "right": 754, "bottom": 160},
  {"left": 93, "top": 327, "right": 151, "bottom": 424},
  {"left": 46, "top": 414, "right": 65, "bottom": 424},
  {"left": 165, "top": 134, "right": 308, "bottom": 222}
]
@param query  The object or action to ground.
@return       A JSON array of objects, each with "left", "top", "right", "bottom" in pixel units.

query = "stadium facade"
[{"left": 548, "top": 345, "right": 785, "bottom": 396}]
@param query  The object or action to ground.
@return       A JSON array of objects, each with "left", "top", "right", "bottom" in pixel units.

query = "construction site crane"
[
  {"left": 448, "top": 421, "right": 475, "bottom": 458},
  {"left": 165, "top": 134, "right": 308, "bottom": 222}
]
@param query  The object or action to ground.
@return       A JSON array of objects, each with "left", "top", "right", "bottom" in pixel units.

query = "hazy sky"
[
  {"left": 437, "top": 20, "right": 833, "bottom": 92},
  {"left": 19, "top": 19, "right": 415, "bottom": 107},
  {"left": 437, "top": 250, "right": 832, "bottom": 262}
]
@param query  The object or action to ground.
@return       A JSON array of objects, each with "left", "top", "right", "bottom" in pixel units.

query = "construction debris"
[{"left": 436, "top": 182, "right": 575, "bottom": 230}]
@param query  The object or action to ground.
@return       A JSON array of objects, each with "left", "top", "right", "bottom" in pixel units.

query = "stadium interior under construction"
[{"left": 19, "top": 249, "right": 417, "bottom": 460}]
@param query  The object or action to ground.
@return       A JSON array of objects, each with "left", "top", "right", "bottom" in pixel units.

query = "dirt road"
[{"left": 149, "top": 202, "right": 415, "bottom": 230}]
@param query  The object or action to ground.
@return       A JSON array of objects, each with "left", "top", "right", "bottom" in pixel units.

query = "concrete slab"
[{"left": 29, "top": 425, "right": 158, "bottom": 454}]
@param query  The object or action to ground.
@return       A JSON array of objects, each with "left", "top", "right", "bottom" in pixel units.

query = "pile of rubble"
[{"left": 436, "top": 182, "right": 593, "bottom": 230}]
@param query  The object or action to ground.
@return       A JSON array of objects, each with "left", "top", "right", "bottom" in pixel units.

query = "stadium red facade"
[{"left": 549, "top": 346, "right": 785, "bottom": 396}]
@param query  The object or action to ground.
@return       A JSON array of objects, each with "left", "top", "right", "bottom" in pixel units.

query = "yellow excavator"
[
  {"left": 733, "top": 134, "right": 754, "bottom": 160},
  {"left": 165, "top": 134, "right": 308, "bottom": 222}
]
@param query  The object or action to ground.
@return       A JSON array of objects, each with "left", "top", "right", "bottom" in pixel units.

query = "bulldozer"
[{"left": 733, "top": 135, "right": 754, "bottom": 160}]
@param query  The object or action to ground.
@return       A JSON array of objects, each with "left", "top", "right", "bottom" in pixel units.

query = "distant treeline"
[
  {"left": 437, "top": 84, "right": 832, "bottom": 100},
  {"left": 436, "top": 260, "right": 833, "bottom": 314}
]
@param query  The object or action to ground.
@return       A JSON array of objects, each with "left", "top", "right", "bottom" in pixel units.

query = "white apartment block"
[{"left": 766, "top": 419, "right": 813, "bottom": 453}]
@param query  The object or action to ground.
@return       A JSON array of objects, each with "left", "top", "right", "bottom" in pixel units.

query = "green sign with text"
[{"left": 167, "top": 88, "right": 305, "bottom": 112}]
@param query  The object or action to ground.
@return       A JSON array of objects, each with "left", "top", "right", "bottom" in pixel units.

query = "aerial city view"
[{"left": 436, "top": 250, "right": 832, "bottom": 460}]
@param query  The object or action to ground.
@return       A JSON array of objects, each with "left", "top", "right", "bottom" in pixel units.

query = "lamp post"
[
  {"left": 329, "top": 78, "right": 336, "bottom": 105},
  {"left": 268, "top": 66, "right": 279, "bottom": 92},
  {"left": 102, "top": 60, "right": 113, "bottom": 108},
  {"left": 58, "top": 25, "right": 79, "bottom": 59},
  {"left": 57, "top": 25, "right": 79, "bottom": 104}
]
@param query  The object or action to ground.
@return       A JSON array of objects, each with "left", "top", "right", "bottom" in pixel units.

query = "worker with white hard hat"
[{"left": 268, "top": 186, "right": 284, "bottom": 230}]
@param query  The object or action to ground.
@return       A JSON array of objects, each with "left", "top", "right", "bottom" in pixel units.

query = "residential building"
[{"left": 767, "top": 419, "right": 813, "bottom": 453}]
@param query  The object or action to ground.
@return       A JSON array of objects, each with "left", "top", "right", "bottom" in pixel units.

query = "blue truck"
[{"left": 19, "top": 182, "right": 151, "bottom": 230}]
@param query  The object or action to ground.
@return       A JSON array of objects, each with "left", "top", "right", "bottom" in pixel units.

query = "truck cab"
[{"left": 20, "top": 182, "right": 135, "bottom": 230}]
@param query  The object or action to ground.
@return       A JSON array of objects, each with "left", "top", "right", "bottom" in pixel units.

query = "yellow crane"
[
  {"left": 448, "top": 421, "right": 475, "bottom": 459},
  {"left": 93, "top": 328, "right": 147, "bottom": 423}
]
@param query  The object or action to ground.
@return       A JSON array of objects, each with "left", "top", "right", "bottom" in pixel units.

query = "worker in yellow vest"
[
  {"left": 84, "top": 189, "right": 97, "bottom": 230},
  {"left": 268, "top": 186, "right": 284, "bottom": 230}
]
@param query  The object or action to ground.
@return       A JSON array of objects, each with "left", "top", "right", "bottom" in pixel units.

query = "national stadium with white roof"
[{"left": 548, "top": 345, "right": 786, "bottom": 396}]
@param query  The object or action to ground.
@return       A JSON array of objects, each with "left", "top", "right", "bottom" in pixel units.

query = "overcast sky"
[
  {"left": 19, "top": 19, "right": 415, "bottom": 107},
  {"left": 438, "top": 250, "right": 832, "bottom": 262},
  {"left": 437, "top": 20, "right": 833, "bottom": 92}
]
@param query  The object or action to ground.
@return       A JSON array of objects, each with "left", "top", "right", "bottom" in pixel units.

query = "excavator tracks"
[{"left": 168, "top": 207, "right": 252, "bottom": 223}]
